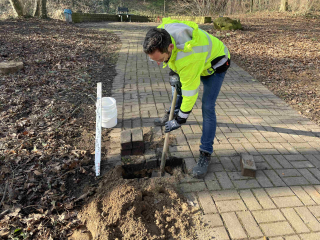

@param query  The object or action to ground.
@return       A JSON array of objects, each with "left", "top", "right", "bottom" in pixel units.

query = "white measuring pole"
[{"left": 95, "top": 82, "right": 102, "bottom": 176}]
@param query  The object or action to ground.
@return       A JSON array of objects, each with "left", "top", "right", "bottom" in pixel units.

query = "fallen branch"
[
  {"left": 0, "top": 209, "right": 10, "bottom": 219},
  {"left": 0, "top": 182, "right": 8, "bottom": 206}
]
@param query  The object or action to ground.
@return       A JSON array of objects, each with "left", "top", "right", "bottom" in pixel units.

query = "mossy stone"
[{"left": 213, "top": 17, "right": 243, "bottom": 31}]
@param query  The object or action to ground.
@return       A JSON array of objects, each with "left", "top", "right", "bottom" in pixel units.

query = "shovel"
[{"left": 152, "top": 89, "right": 178, "bottom": 177}]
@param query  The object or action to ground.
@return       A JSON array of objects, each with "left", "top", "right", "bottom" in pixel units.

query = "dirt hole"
[{"left": 122, "top": 157, "right": 185, "bottom": 179}]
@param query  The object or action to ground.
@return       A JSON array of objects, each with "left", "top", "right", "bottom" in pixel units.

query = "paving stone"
[
  {"left": 273, "top": 154, "right": 293, "bottom": 168},
  {"left": 308, "top": 168, "right": 320, "bottom": 181},
  {"left": 216, "top": 199, "right": 247, "bottom": 212},
  {"left": 283, "top": 176, "right": 310, "bottom": 186},
  {"left": 281, "top": 208, "right": 310, "bottom": 233},
  {"left": 220, "top": 156, "right": 237, "bottom": 171},
  {"left": 215, "top": 171, "right": 234, "bottom": 189},
  {"left": 255, "top": 170, "right": 273, "bottom": 187},
  {"left": 183, "top": 157, "right": 196, "bottom": 174},
  {"left": 263, "top": 155, "right": 283, "bottom": 169},
  {"left": 240, "top": 189, "right": 262, "bottom": 210},
  {"left": 303, "top": 186, "right": 320, "bottom": 204},
  {"left": 291, "top": 186, "right": 316, "bottom": 206},
  {"left": 252, "top": 209, "right": 286, "bottom": 223},
  {"left": 205, "top": 180, "right": 221, "bottom": 191},
  {"left": 295, "top": 206, "right": 320, "bottom": 231},
  {"left": 221, "top": 212, "right": 247, "bottom": 239},
  {"left": 200, "top": 214, "right": 223, "bottom": 227},
  {"left": 207, "top": 163, "right": 224, "bottom": 172},
  {"left": 265, "top": 187, "right": 294, "bottom": 198},
  {"left": 260, "top": 222, "right": 294, "bottom": 237},
  {"left": 233, "top": 179, "right": 260, "bottom": 189},
  {"left": 272, "top": 196, "right": 303, "bottom": 208},
  {"left": 211, "top": 190, "right": 241, "bottom": 201},
  {"left": 121, "top": 129, "right": 132, "bottom": 150},
  {"left": 252, "top": 189, "right": 277, "bottom": 209},
  {"left": 179, "top": 182, "right": 207, "bottom": 193},
  {"left": 298, "top": 169, "right": 320, "bottom": 184},
  {"left": 197, "top": 191, "right": 217, "bottom": 214},
  {"left": 291, "top": 161, "right": 314, "bottom": 168},
  {"left": 304, "top": 155, "right": 320, "bottom": 169},
  {"left": 308, "top": 205, "right": 320, "bottom": 219},
  {"left": 240, "top": 153, "right": 257, "bottom": 177},
  {"left": 195, "top": 227, "right": 230, "bottom": 240},
  {"left": 300, "top": 233, "right": 320, "bottom": 240},
  {"left": 284, "top": 154, "right": 307, "bottom": 161},
  {"left": 269, "top": 235, "right": 300, "bottom": 240},
  {"left": 236, "top": 211, "right": 263, "bottom": 238},
  {"left": 263, "top": 170, "right": 286, "bottom": 187},
  {"left": 276, "top": 169, "right": 301, "bottom": 177}
]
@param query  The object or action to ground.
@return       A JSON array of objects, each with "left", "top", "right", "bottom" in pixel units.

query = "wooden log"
[{"left": 0, "top": 61, "right": 23, "bottom": 74}]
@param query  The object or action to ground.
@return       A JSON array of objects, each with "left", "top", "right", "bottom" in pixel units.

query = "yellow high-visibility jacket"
[{"left": 158, "top": 18, "right": 230, "bottom": 116}]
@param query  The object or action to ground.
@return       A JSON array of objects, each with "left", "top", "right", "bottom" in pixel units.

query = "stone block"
[
  {"left": 131, "top": 146, "right": 145, "bottom": 155},
  {"left": 121, "top": 130, "right": 132, "bottom": 150},
  {"left": 240, "top": 153, "right": 256, "bottom": 177},
  {"left": 121, "top": 149, "right": 131, "bottom": 156},
  {"left": 146, "top": 158, "right": 158, "bottom": 169}
]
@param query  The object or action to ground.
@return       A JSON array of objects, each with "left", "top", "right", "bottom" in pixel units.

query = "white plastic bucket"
[{"left": 101, "top": 97, "right": 117, "bottom": 128}]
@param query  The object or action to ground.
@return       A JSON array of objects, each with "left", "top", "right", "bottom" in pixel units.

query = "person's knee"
[{"left": 202, "top": 103, "right": 216, "bottom": 115}]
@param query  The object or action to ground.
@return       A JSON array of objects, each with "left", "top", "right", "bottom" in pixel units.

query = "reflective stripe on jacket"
[{"left": 158, "top": 18, "right": 230, "bottom": 113}]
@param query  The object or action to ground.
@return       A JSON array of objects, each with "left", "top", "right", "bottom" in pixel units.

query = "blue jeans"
[{"left": 171, "top": 71, "right": 226, "bottom": 154}]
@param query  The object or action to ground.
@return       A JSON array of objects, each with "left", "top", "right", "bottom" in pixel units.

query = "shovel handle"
[{"left": 160, "top": 89, "right": 178, "bottom": 174}]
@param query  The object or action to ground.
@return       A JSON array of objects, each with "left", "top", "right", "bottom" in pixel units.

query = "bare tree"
[
  {"left": 33, "top": 0, "right": 47, "bottom": 18},
  {"left": 9, "top": 0, "right": 24, "bottom": 16},
  {"left": 176, "top": 0, "right": 230, "bottom": 15},
  {"left": 279, "top": 0, "right": 288, "bottom": 11}
]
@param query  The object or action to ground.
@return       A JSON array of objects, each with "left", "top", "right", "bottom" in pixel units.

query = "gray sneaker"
[
  {"left": 192, "top": 151, "right": 211, "bottom": 179},
  {"left": 154, "top": 110, "right": 170, "bottom": 126}
]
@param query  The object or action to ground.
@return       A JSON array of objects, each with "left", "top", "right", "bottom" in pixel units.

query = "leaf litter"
[
  {"left": 0, "top": 19, "right": 204, "bottom": 240},
  {"left": 207, "top": 12, "right": 320, "bottom": 125}
]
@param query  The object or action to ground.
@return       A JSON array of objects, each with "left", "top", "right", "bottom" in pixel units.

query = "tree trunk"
[
  {"left": 9, "top": 0, "right": 24, "bottom": 16},
  {"left": 279, "top": 0, "right": 288, "bottom": 11},
  {"left": 41, "top": 0, "right": 47, "bottom": 18},
  {"left": 33, "top": 0, "right": 47, "bottom": 18},
  {"left": 250, "top": 0, "right": 254, "bottom": 12},
  {"left": 33, "top": 0, "right": 40, "bottom": 17}
]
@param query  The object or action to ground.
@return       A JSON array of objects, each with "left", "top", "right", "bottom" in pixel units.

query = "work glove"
[
  {"left": 164, "top": 112, "right": 188, "bottom": 133},
  {"left": 165, "top": 119, "right": 181, "bottom": 133},
  {"left": 169, "top": 74, "right": 182, "bottom": 96}
]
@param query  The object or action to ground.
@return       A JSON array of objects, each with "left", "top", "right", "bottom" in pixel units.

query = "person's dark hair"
[{"left": 143, "top": 28, "right": 172, "bottom": 54}]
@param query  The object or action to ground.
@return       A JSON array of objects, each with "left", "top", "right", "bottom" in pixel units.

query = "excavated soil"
[{"left": 71, "top": 166, "right": 201, "bottom": 240}]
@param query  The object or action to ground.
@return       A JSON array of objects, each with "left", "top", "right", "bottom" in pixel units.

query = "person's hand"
[
  {"left": 165, "top": 119, "right": 181, "bottom": 133},
  {"left": 169, "top": 75, "right": 182, "bottom": 95}
]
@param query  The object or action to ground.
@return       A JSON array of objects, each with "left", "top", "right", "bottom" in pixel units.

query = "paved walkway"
[{"left": 86, "top": 22, "right": 320, "bottom": 240}]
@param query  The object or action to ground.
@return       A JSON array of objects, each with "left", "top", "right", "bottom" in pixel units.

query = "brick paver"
[{"left": 89, "top": 21, "right": 320, "bottom": 239}]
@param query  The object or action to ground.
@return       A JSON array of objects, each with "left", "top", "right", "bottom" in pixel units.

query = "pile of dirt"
[{"left": 73, "top": 166, "right": 200, "bottom": 240}]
